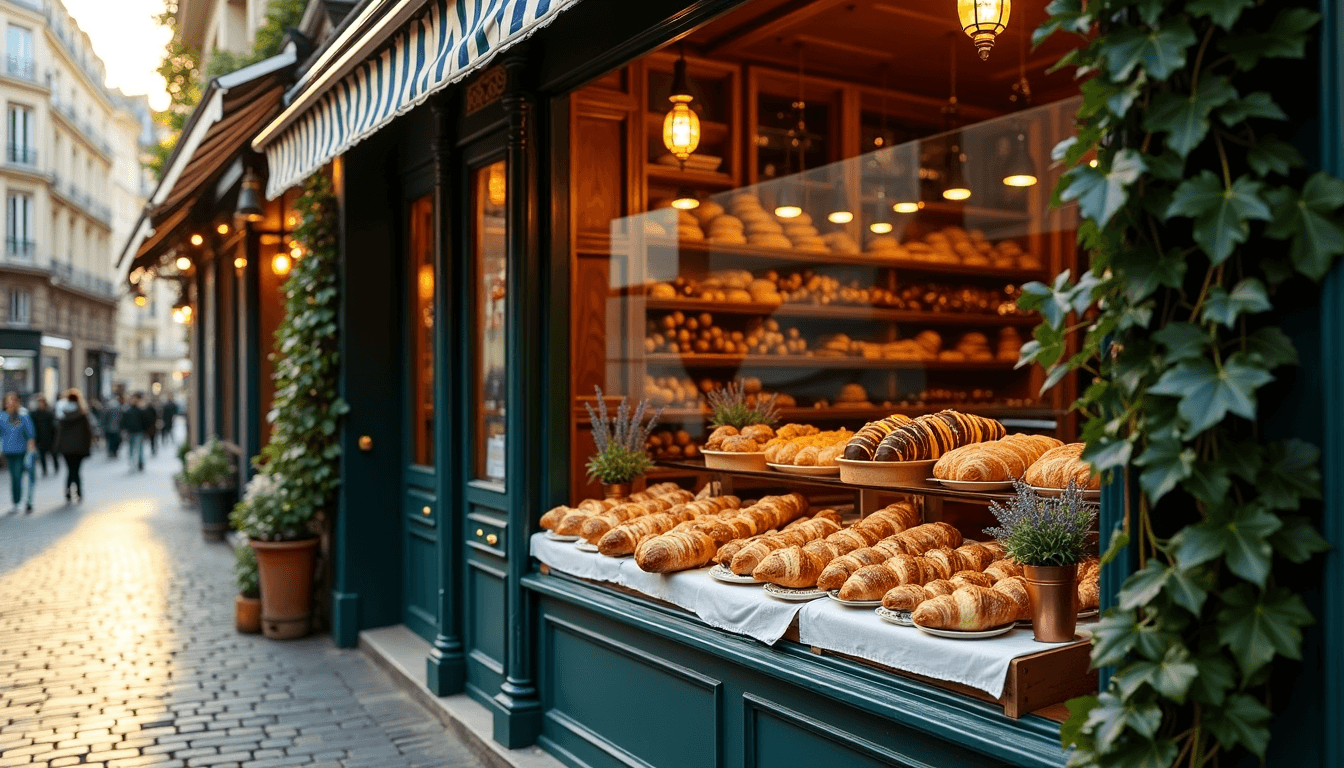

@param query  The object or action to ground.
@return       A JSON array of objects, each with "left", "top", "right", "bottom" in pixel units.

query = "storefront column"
[
  {"left": 492, "top": 50, "right": 543, "bottom": 750},
  {"left": 241, "top": 225, "right": 262, "bottom": 474},
  {"left": 427, "top": 96, "right": 467, "bottom": 696}
]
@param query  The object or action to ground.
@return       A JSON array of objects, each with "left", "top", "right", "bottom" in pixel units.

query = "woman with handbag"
[{"left": 1, "top": 392, "right": 36, "bottom": 513}]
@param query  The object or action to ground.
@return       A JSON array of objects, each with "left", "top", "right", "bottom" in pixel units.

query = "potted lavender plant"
[
  {"left": 985, "top": 480, "right": 1097, "bottom": 642},
  {"left": 584, "top": 386, "right": 662, "bottom": 500}
]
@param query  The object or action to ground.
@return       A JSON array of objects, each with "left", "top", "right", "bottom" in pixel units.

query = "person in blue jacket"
[{"left": 1, "top": 392, "right": 36, "bottom": 513}]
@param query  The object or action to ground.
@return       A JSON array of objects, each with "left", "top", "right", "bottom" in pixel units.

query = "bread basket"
[
  {"left": 837, "top": 458, "right": 937, "bottom": 487},
  {"left": 702, "top": 450, "right": 769, "bottom": 472}
]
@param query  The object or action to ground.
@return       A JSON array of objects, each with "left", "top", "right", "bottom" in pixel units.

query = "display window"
[
  {"left": 473, "top": 160, "right": 509, "bottom": 487},
  {"left": 544, "top": 0, "right": 1098, "bottom": 722}
]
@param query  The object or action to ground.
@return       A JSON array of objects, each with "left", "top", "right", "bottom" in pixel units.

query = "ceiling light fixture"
[
  {"left": 175, "top": 255, "right": 192, "bottom": 270},
  {"left": 662, "top": 46, "right": 701, "bottom": 167},
  {"left": 958, "top": 0, "right": 1010, "bottom": 61},
  {"left": 671, "top": 188, "right": 700, "bottom": 210}
]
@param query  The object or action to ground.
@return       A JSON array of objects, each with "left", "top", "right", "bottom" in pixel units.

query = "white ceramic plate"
[
  {"left": 768, "top": 463, "right": 841, "bottom": 476},
  {"left": 573, "top": 541, "right": 600, "bottom": 553},
  {"left": 709, "top": 563, "right": 760, "bottom": 584},
  {"left": 545, "top": 531, "right": 581, "bottom": 542},
  {"left": 827, "top": 590, "right": 884, "bottom": 608},
  {"left": 763, "top": 583, "right": 828, "bottom": 601},
  {"left": 930, "top": 478, "right": 1015, "bottom": 491},
  {"left": 1015, "top": 608, "right": 1099, "bottom": 628},
  {"left": 913, "top": 622, "right": 1016, "bottom": 639},
  {"left": 875, "top": 606, "right": 914, "bottom": 626},
  {"left": 1031, "top": 485, "right": 1101, "bottom": 501}
]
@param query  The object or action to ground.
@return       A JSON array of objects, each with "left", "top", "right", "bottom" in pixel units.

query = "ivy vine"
[{"left": 1026, "top": 1, "right": 1338, "bottom": 765}]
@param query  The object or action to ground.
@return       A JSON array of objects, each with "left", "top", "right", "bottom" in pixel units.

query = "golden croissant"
[{"left": 912, "top": 585, "right": 1020, "bottom": 631}]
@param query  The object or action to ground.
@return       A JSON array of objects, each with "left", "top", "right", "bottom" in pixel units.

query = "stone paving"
[{"left": 0, "top": 432, "right": 483, "bottom": 768}]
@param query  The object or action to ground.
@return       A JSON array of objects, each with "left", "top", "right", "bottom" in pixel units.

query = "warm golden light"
[
  {"left": 134, "top": 295, "right": 147, "bottom": 307},
  {"left": 171, "top": 308, "right": 183, "bottom": 323},
  {"left": 671, "top": 192, "right": 700, "bottom": 210},
  {"left": 175, "top": 256, "right": 191, "bottom": 270},
  {"left": 663, "top": 100, "right": 701, "bottom": 162},
  {"left": 958, "top": 0, "right": 1010, "bottom": 60},
  {"left": 190, "top": 233, "right": 203, "bottom": 246},
  {"left": 942, "top": 187, "right": 972, "bottom": 201},
  {"left": 181, "top": 305, "right": 192, "bottom": 318},
  {"left": 217, "top": 223, "right": 230, "bottom": 235},
  {"left": 272, "top": 253, "right": 292, "bottom": 275},
  {"left": 417, "top": 263, "right": 434, "bottom": 303},
  {"left": 487, "top": 162, "right": 507, "bottom": 207},
  {"left": 233, "top": 256, "right": 247, "bottom": 269},
  {"left": 774, "top": 205, "right": 802, "bottom": 219},
  {"left": 893, "top": 201, "right": 922, "bottom": 214},
  {"left": 1002, "top": 173, "right": 1038, "bottom": 187},
  {"left": 827, "top": 211, "right": 854, "bottom": 224},
  {"left": 869, "top": 221, "right": 894, "bottom": 234}
]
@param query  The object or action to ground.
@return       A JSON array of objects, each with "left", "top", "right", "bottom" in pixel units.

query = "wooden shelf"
[
  {"left": 646, "top": 404, "right": 1059, "bottom": 422},
  {"left": 642, "top": 298, "right": 1037, "bottom": 325},
  {"left": 616, "top": 237, "right": 1045, "bottom": 281},
  {"left": 645, "top": 164, "right": 737, "bottom": 190},
  {"left": 644, "top": 353, "right": 1021, "bottom": 370}
]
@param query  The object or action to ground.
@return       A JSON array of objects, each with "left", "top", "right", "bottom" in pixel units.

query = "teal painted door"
[{"left": 403, "top": 193, "right": 440, "bottom": 642}]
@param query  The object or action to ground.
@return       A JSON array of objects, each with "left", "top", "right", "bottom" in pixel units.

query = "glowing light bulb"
[
  {"left": 190, "top": 233, "right": 203, "bottom": 246},
  {"left": 217, "top": 223, "right": 230, "bottom": 235},
  {"left": 175, "top": 256, "right": 191, "bottom": 270},
  {"left": 827, "top": 210, "right": 854, "bottom": 224},
  {"left": 893, "top": 201, "right": 922, "bottom": 214},
  {"left": 233, "top": 257, "right": 247, "bottom": 269},
  {"left": 272, "top": 253, "right": 292, "bottom": 275},
  {"left": 869, "top": 221, "right": 894, "bottom": 234}
]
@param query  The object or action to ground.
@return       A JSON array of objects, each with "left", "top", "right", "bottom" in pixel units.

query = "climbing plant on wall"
[{"left": 1027, "top": 0, "right": 1338, "bottom": 765}]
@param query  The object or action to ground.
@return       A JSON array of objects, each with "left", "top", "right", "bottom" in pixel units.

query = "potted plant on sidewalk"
[
  {"left": 184, "top": 437, "right": 236, "bottom": 541},
  {"left": 584, "top": 386, "right": 662, "bottom": 500},
  {"left": 234, "top": 544, "right": 261, "bottom": 634},
  {"left": 230, "top": 468, "right": 319, "bottom": 639},
  {"left": 985, "top": 480, "right": 1098, "bottom": 642},
  {"left": 174, "top": 441, "right": 197, "bottom": 508}
]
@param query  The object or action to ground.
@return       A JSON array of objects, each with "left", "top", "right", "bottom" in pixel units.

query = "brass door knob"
[
  {"left": 358, "top": 435, "right": 373, "bottom": 451},
  {"left": 476, "top": 528, "right": 484, "bottom": 537},
  {"left": 486, "top": 533, "right": 498, "bottom": 545},
  {"left": 421, "top": 506, "right": 431, "bottom": 516}
]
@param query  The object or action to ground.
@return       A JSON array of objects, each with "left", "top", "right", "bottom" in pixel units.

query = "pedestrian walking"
[
  {"left": 143, "top": 398, "right": 160, "bottom": 456},
  {"left": 122, "top": 393, "right": 147, "bottom": 472},
  {"left": 103, "top": 395, "right": 123, "bottom": 458},
  {"left": 53, "top": 389, "right": 92, "bottom": 503},
  {"left": 29, "top": 395, "right": 57, "bottom": 477},
  {"left": 1, "top": 392, "right": 35, "bottom": 513},
  {"left": 161, "top": 396, "right": 178, "bottom": 443}
]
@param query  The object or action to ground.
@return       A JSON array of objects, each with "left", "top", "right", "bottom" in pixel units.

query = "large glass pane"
[
  {"left": 408, "top": 195, "right": 434, "bottom": 466},
  {"left": 473, "top": 160, "right": 508, "bottom": 485}
]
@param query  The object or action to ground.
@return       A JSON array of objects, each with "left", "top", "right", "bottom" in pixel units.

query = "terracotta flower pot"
[
  {"left": 603, "top": 483, "right": 631, "bottom": 502},
  {"left": 235, "top": 594, "right": 261, "bottom": 634},
  {"left": 1022, "top": 563, "right": 1079, "bottom": 643},
  {"left": 198, "top": 487, "right": 235, "bottom": 541},
  {"left": 250, "top": 538, "right": 319, "bottom": 640}
]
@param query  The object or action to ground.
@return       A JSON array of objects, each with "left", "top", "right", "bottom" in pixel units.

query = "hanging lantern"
[
  {"left": 236, "top": 167, "right": 265, "bottom": 222},
  {"left": 958, "top": 0, "right": 1011, "bottom": 61},
  {"left": 175, "top": 255, "right": 192, "bottom": 271},
  {"left": 774, "top": 184, "right": 802, "bottom": 219},
  {"left": 1002, "top": 131, "right": 1037, "bottom": 187},
  {"left": 271, "top": 252, "right": 292, "bottom": 276},
  {"left": 671, "top": 188, "right": 700, "bottom": 210},
  {"left": 662, "top": 54, "right": 701, "bottom": 166},
  {"left": 869, "top": 188, "right": 893, "bottom": 234},
  {"left": 893, "top": 201, "right": 923, "bottom": 214},
  {"left": 827, "top": 186, "right": 853, "bottom": 224}
]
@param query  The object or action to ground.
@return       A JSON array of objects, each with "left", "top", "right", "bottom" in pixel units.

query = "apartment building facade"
[{"left": 0, "top": 0, "right": 144, "bottom": 402}]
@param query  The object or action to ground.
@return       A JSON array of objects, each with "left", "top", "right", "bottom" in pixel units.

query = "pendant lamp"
[
  {"left": 940, "top": 39, "right": 971, "bottom": 201},
  {"left": 662, "top": 49, "right": 700, "bottom": 167},
  {"left": 235, "top": 167, "right": 265, "bottom": 222},
  {"left": 1002, "top": 131, "right": 1037, "bottom": 187},
  {"left": 958, "top": 0, "right": 1010, "bottom": 61},
  {"left": 943, "top": 143, "right": 972, "bottom": 201},
  {"left": 775, "top": 43, "right": 808, "bottom": 220},
  {"left": 869, "top": 188, "right": 893, "bottom": 234},
  {"left": 671, "top": 188, "right": 701, "bottom": 210},
  {"left": 827, "top": 185, "right": 853, "bottom": 224},
  {"left": 774, "top": 184, "right": 802, "bottom": 219}
]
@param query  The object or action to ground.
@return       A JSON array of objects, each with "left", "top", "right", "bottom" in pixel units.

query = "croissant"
[
  {"left": 951, "top": 570, "right": 994, "bottom": 588},
  {"left": 816, "top": 547, "right": 889, "bottom": 591},
  {"left": 598, "top": 512, "right": 685, "bottom": 557},
  {"left": 932, "top": 434, "right": 1064, "bottom": 482},
  {"left": 579, "top": 498, "right": 676, "bottom": 542},
  {"left": 843, "top": 415, "right": 914, "bottom": 461},
  {"left": 1024, "top": 443, "right": 1099, "bottom": 490},
  {"left": 954, "top": 542, "right": 999, "bottom": 571},
  {"left": 882, "top": 584, "right": 930, "bottom": 611},
  {"left": 912, "top": 585, "right": 1020, "bottom": 631},
  {"left": 752, "top": 545, "right": 831, "bottom": 587},
  {"left": 923, "top": 579, "right": 957, "bottom": 597},
  {"left": 984, "top": 559, "right": 1024, "bottom": 583},
  {"left": 838, "top": 563, "right": 904, "bottom": 601},
  {"left": 540, "top": 505, "right": 571, "bottom": 530},
  {"left": 923, "top": 548, "right": 968, "bottom": 579},
  {"left": 730, "top": 518, "right": 841, "bottom": 575},
  {"left": 634, "top": 530, "right": 717, "bottom": 573},
  {"left": 1078, "top": 566, "right": 1101, "bottom": 610},
  {"left": 993, "top": 576, "right": 1032, "bottom": 620}
]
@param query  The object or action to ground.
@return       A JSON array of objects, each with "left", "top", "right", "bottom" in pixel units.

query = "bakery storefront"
[{"left": 251, "top": 0, "right": 1338, "bottom": 766}]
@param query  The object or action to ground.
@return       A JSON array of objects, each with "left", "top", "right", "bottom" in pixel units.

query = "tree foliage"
[
  {"left": 1028, "top": 1, "right": 1338, "bottom": 765},
  {"left": 146, "top": 1, "right": 200, "bottom": 177},
  {"left": 205, "top": 0, "right": 306, "bottom": 78}
]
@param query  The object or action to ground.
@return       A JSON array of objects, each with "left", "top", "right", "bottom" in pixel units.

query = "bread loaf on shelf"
[
  {"left": 633, "top": 530, "right": 719, "bottom": 573},
  {"left": 727, "top": 516, "right": 842, "bottom": 575},
  {"left": 597, "top": 496, "right": 742, "bottom": 556},
  {"left": 814, "top": 519, "right": 960, "bottom": 590},
  {"left": 541, "top": 482, "right": 686, "bottom": 531},
  {"left": 1078, "top": 558, "right": 1101, "bottom": 609},
  {"left": 911, "top": 585, "right": 1021, "bottom": 631},
  {"left": 634, "top": 494, "right": 808, "bottom": 573},
  {"left": 1024, "top": 442, "right": 1100, "bottom": 490},
  {"left": 842, "top": 415, "right": 914, "bottom": 461},
  {"left": 871, "top": 410, "right": 1006, "bottom": 462},
  {"left": 579, "top": 492, "right": 699, "bottom": 542},
  {"left": 932, "top": 434, "right": 1065, "bottom": 482},
  {"left": 984, "top": 559, "right": 1025, "bottom": 583}
]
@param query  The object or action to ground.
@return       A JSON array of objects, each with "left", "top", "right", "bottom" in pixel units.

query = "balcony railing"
[
  {"left": 6, "top": 56, "right": 34, "bottom": 81},
  {"left": 49, "top": 258, "right": 113, "bottom": 297},
  {"left": 6, "top": 144, "right": 36, "bottom": 166},
  {"left": 4, "top": 238, "right": 35, "bottom": 262},
  {"left": 49, "top": 97, "right": 112, "bottom": 156}
]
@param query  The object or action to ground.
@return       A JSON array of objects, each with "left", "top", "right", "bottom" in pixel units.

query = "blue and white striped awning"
[{"left": 256, "top": 0, "right": 576, "bottom": 198}]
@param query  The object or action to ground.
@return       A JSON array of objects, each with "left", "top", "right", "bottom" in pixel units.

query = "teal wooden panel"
[
  {"left": 543, "top": 616, "right": 721, "bottom": 768},
  {"left": 403, "top": 528, "right": 437, "bottom": 641},
  {"left": 466, "top": 557, "right": 507, "bottom": 704},
  {"left": 745, "top": 695, "right": 921, "bottom": 768}
]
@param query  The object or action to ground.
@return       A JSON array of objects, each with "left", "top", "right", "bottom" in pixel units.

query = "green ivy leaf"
[
  {"left": 1151, "top": 322, "right": 1208, "bottom": 363},
  {"left": 1166, "top": 172, "right": 1271, "bottom": 263},
  {"left": 1268, "top": 516, "right": 1332, "bottom": 563},
  {"left": 1203, "top": 693, "right": 1272, "bottom": 758},
  {"left": 1189, "top": 652, "right": 1237, "bottom": 706},
  {"left": 1218, "top": 8, "right": 1321, "bottom": 70},
  {"left": 1083, "top": 435, "right": 1134, "bottom": 474},
  {"left": 1101, "top": 19, "right": 1197, "bottom": 81},
  {"left": 1060, "top": 694, "right": 1099, "bottom": 749},
  {"left": 1145, "top": 150, "right": 1186, "bottom": 181},
  {"left": 1265, "top": 172, "right": 1344, "bottom": 281},
  {"left": 1217, "top": 584, "right": 1314, "bottom": 677},
  {"left": 1085, "top": 690, "right": 1163, "bottom": 751},
  {"left": 1174, "top": 504, "right": 1281, "bottom": 587},
  {"left": 1119, "top": 644, "right": 1201, "bottom": 704},
  {"left": 1165, "top": 564, "right": 1211, "bottom": 614},
  {"left": 1099, "top": 738, "right": 1179, "bottom": 768},
  {"left": 1217, "top": 91, "right": 1287, "bottom": 126},
  {"left": 1099, "top": 526, "right": 1131, "bottom": 566},
  {"left": 1143, "top": 77, "right": 1237, "bottom": 158},
  {"left": 1092, "top": 610, "right": 1141, "bottom": 667},
  {"left": 1219, "top": 437, "right": 1266, "bottom": 483},
  {"left": 1060, "top": 150, "right": 1147, "bottom": 228},
  {"left": 1118, "top": 560, "right": 1170, "bottom": 611},
  {"left": 1148, "top": 354, "right": 1274, "bottom": 436},
  {"left": 1114, "top": 247, "right": 1188, "bottom": 304},
  {"left": 1203, "top": 277, "right": 1274, "bottom": 326},
  {"left": 1182, "top": 460, "right": 1231, "bottom": 506},
  {"left": 1258, "top": 439, "right": 1323, "bottom": 510},
  {"left": 1246, "top": 136, "right": 1304, "bottom": 177},
  {"left": 1034, "top": 0, "right": 1092, "bottom": 47},
  {"left": 1244, "top": 326, "right": 1299, "bottom": 369},
  {"left": 1186, "top": 0, "right": 1254, "bottom": 30},
  {"left": 1135, "top": 438, "right": 1194, "bottom": 502}
]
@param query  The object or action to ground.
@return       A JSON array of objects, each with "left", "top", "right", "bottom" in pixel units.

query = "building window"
[
  {"left": 6, "top": 192, "right": 34, "bottom": 261},
  {"left": 7, "top": 288, "right": 30, "bottom": 325},
  {"left": 7, "top": 104, "right": 34, "bottom": 165},
  {"left": 6, "top": 25, "right": 33, "bottom": 81}
]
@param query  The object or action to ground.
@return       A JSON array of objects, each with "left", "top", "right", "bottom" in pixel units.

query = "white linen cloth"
[
  {"left": 797, "top": 597, "right": 1095, "bottom": 698},
  {"left": 531, "top": 532, "right": 806, "bottom": 644}
]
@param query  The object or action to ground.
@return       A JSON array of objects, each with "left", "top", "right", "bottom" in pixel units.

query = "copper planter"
[
  {"left": 603, "top": 483, "right": 631, "bottom": 502},
  {"left": 1023, "top": 563, "right": 1079, "bottom": 643}
]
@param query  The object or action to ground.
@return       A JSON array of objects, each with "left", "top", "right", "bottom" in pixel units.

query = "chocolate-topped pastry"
[
  {"left": 872, "top": 410, "right": 1005, "bottom": 462},
  {"left": 842, "top": 415, "right": 914, "bottom": 461}
]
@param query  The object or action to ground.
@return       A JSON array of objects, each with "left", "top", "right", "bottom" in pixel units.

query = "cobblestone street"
[{"left": 0, "top": 436, "right": 483, "bottom": 768}]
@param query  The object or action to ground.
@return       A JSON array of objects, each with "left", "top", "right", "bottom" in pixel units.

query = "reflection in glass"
[
  {"left": 474, "top": 160, "right": 508, "bottom": 485},
  {"left": 409, "top": 195, "right": 434, "bottom": 466}
]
